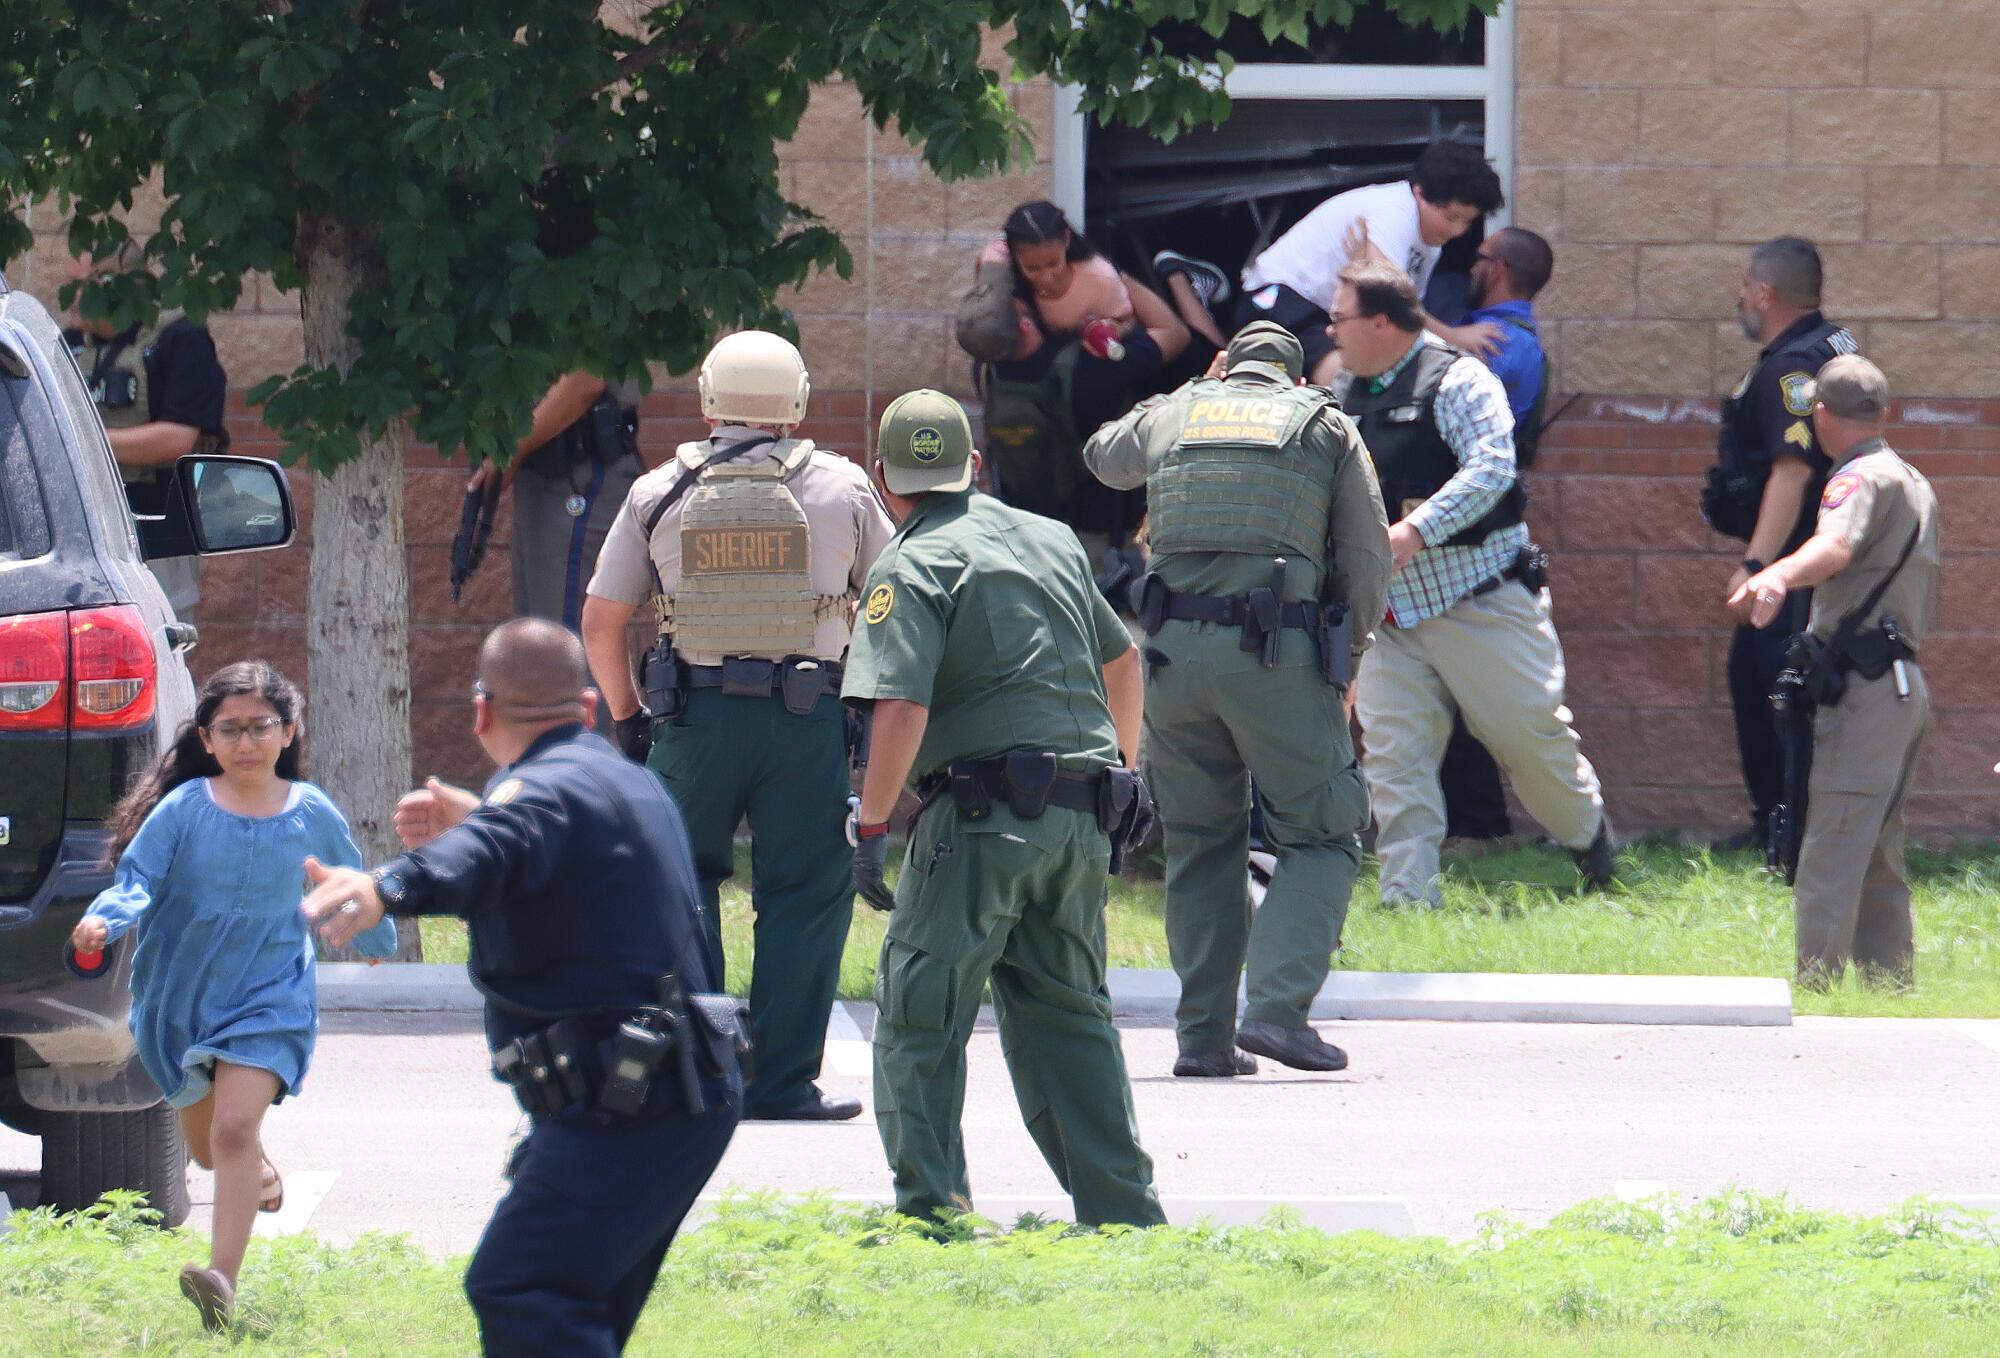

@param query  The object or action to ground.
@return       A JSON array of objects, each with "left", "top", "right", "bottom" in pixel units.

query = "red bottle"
[{"left": 1082, "top": 317, "right": 1127, "bottom": 362}]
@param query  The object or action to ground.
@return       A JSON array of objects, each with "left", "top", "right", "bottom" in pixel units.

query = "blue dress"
[{"left": 88, "top": 778, "right": 399, "bottom": 1109}]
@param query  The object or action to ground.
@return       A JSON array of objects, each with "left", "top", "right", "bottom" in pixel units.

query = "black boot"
[
  {"left": 744, "top": 1086, "right": 864, "bottom": 1121},
  {"left": 1173, "top": 1049, "right": 1257, "bottom": 1078},
  {"left": 1234, "top": 1020, "right": 1347, "bottom": 1072},
  {"left": 1574, "top": 819, "right": 1617, "bottom": 891}
]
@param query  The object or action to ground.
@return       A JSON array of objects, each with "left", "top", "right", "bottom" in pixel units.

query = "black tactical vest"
[
  {"left": 1710, "top": 313, "right": 1854, "bottom": 546},
  {"left": 1345, "top": 342, "right": 1525, "bottom": 548}
]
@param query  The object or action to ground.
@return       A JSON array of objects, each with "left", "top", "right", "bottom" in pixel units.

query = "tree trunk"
[{"left": 300, "top": 215, "right": 421, "bottom": 961}]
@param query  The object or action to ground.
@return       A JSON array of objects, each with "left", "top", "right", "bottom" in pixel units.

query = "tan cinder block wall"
[{"left": 1515, "top": 0, "right": 2000, "bottom": 399}]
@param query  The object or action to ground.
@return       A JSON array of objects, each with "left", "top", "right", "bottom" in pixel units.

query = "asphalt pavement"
[{"left": 5, "top": 1008, "right": 1998, "bottom": 1253}]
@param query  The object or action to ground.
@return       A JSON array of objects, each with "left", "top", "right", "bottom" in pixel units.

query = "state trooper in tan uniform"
[
  {"left": 581, "top": 331, "right": 894, "bottom": 1119},
  {"left": 1731, "top": 355, "right": 1940, "bottom": 988}
]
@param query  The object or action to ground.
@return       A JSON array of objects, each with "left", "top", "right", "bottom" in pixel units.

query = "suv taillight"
[
  {"left": 0, "top": 611, "right": 69, "bottom": 731},
  {"left": 69, "top": 606, "right": 156, "bottom": 731},
  {"left": 0, "top": 606, "right": 158, "bottom": 733}
]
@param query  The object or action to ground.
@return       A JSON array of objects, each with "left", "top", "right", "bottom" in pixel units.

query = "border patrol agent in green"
[
  {"left": 583, "top": 331, "right": 892, "bottom": 1122},
  {"left": 1083, "top": 322, "right": 1391, "bottom": 1077},
  {"left": 843, "top": 389, "right": 1165, "bottom": 1229}
]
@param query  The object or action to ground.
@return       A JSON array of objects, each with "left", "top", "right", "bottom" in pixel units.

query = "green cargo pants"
[
  {"left": 648, "top": 687, "right": 854, "bottom": 1117},
  {"left": 873, "top": 797, "right": 1165, "bottom": 1229},
  {"left": 1142, "top": 627, "right": 1367, "bottom": 1054}
]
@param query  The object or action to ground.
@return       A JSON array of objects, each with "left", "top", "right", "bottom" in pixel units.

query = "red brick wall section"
[{"left": 197, "top": 392, "right": 2000, "bottom": 836}]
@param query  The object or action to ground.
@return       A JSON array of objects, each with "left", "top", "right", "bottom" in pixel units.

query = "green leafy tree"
[{"left": 0, "top": 0, "right": 1490, "bottom": 948}]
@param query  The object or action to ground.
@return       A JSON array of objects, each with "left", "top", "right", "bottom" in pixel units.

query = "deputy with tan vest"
[
  {"left": 65, "top": 246, "right": 230, "bottom": 615},
  {"left": 1730, "top": 355, "right": 1940, "bottom": 988},
  {"left": 582, "top": 331, "right": 893, "bottom": 1121}
]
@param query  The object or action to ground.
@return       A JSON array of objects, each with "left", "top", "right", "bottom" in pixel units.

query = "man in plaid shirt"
[{"left": 1331, "top": 260, "right": 1615, "bottom": 905}]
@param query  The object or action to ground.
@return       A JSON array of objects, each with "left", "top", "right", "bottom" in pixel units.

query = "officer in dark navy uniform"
[
  {"left": 302, "top": 618, "right": 739, "bottom": 1358},
  {"left": 1701, "top": 238, "right": 1856, "bottom": 850}
]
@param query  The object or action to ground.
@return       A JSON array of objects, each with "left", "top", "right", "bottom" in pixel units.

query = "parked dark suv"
[{"left": 0, "top": 270, "right": 295, "bottom": 1225}]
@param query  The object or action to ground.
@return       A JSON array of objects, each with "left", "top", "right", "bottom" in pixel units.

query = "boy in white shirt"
[{"left": 1157, "top": 140, "right": 1506, "bottom": 388}]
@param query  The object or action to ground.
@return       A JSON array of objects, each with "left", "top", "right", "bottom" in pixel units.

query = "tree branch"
[{"left": 609, "top": 19, "right": 757, "bottom": 86}]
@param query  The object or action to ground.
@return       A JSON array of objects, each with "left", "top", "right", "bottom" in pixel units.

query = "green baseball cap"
[
  {"left": 876, "top": 389, "right": 975, "bottom": 494},
  {"left": 1225, "top": 320, "right": 1305, "bottom": 383}
]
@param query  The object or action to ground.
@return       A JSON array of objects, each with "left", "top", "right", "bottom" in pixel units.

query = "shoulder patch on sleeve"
[
  {"left": 486, "top": 778, "right": 525, "bottom": 806},
  {"left": 1821, "top": 472, "right": 1862, "bottom": 510},
  {"left": 1783, "top": 420, "right": 1814, "bottom": 453},
  {"left": 863, "top": 583, "right": 895, "bottom": 625},
  {"left": 1780, "top": 372, "right": 1815, "bottom": 416}
]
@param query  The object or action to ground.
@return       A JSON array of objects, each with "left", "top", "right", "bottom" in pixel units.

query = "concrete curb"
[
  {"left": 321, "top": 963, "right": 1792, "bottom": 1026},
  {"left": 686, "top": 1193, "right": 1415, "bottom": 1236}
]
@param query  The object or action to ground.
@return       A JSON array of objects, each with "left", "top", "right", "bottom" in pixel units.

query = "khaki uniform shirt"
[
  {"left": 840, "top": 491, "right": 1132, "bottom": 784},
  {"left": 1082, "top": 372, "right": 1391, "bottom": 666},
  {"left": 588, "top": 426, "right": 894, "bottom": 665},
  {"left": 1807, "top": 438, "right": 1941, "bottom": 648}
]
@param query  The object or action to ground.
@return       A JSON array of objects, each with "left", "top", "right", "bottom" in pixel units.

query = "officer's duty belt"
[
  {"left": 663, "top": 654, "right": 843, "bottom": 716},
  {"left": 913, "top": 753, "right": 1117, "bottom": 824},
  {"left": 1133, "top": 584, "right": 1314, "bottom": 633},
  {"left": 1467, "top": 543, "right": 1551, "bottom": 602}
]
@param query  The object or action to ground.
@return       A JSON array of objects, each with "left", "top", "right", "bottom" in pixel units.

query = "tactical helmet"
[{"left": 698, "top": 330, "right": 811, "bottom": 426}]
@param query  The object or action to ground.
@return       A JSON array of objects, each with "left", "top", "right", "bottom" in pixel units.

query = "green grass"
[
  {"left": 8, "top": 1189, "right": 2000, "bottom": 1355},
  {"left": 419, "top": 840, "right": 2000, "bottom": 1017}
]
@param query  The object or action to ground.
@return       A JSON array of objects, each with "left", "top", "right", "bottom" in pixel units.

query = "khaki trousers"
[
  {"left": 1794, "top": 666, "right": 1929, "bottom": 986},
  {"left": 1356, "top": 582, "right": 1604, "bottom": 904}
]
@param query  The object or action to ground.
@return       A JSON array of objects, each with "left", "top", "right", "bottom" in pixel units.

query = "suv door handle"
[{"left": 164, "top": 622, "right": 198, "bottom": 655}]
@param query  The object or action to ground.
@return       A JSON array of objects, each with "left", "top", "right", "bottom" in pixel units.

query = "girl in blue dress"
[{"left": 70, "top": 660, "right": 397, "bottom": 1330}]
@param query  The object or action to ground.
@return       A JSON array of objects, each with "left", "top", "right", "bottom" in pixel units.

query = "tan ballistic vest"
[
  {"left": 85, "top": 312, "right": 226, "bottom": 484},
  {"left": 668, "top": 437, "right": 819, "bottom": 658}
]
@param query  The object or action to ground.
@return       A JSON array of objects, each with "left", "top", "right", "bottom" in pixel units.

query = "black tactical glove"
[
  {"left": 846, "top": 799, "right": 897, "bottom": 912},
  {"left": 614, "top": 709, "right": 653, "bottom": 764},
  {"left": 1124, "top": 771, "right": 1157, "bottom": 857}
]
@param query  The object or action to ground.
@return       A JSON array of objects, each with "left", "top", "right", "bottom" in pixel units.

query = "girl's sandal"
[
  {"left": 259, "top": 1157, "right": 283, "bottom": 1214},
  {"left": 179, "top": 1263, "right": 235, "bottom": 1332}
]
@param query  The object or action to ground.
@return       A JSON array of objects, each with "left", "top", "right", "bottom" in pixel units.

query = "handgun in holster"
[
  {"left": 845, "top": 707, "right": 873, "bottom": 770},
  {"left": 1241, "top": 557, "right": 1287, "bottom": 668},
  {"left": 589, "top": 395, "right": 639, "bottom": 465},
  {"left": 1097, "top": 766, "right": 1140, "bottom": 874},
  {"left": 642, "top": 642, "right": 688, "bottom": 720},
  {"left": 654, "top": 973, "right": 707, "bottom": 1116}
]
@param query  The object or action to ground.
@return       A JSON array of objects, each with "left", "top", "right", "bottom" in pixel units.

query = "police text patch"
[
  {"left": 682, "top": 524, "right": 809, "bottom": 574},
  {"left": 1780, "top": 372, "right": 1815, "bottom": 417},
  {"left": 864, "top": 583, "right": 895, "bottom": 624},
  {"left": 1180, "top": 396, "right": 1289, "bottom": 446}
]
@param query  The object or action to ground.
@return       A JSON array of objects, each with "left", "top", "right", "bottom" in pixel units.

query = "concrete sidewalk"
[{"left": 320, "top": 963, "right": 1793, "bottom": 1026}]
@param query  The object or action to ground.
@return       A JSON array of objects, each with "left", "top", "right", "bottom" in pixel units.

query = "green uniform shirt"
[{"left": 841, "top": 491, "right": 1131, "bottom": 783}]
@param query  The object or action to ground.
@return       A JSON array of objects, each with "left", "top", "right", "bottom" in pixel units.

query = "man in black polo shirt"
[
  {"left": 1701, "top": 238, "right": 1855, "bottom": 850},
  {"left": 65, "top": 245, "right": 230, "bottom": 615}
]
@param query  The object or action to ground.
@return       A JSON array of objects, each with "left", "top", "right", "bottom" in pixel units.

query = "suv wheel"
[{"left": 40, "top": 1105, "right": 191, "bottom": 1227}]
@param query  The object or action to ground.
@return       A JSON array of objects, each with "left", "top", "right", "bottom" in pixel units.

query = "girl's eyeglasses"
[{"left": 207, "top": 717, "right": 286, "bottom": 744}]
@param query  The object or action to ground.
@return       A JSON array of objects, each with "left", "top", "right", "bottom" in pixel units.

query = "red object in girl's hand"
[
  {"left": 1082, "top": 317, "right": 1127, "bottom": 362},
  {"left": 67, "top": 946, "right": 107, "bottom": 977}
]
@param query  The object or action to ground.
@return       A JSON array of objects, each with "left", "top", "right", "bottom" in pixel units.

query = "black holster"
[
  {"left": 492, "top": 1018, "right": 594, "bottom": 1119},
  {"left": 642, "top": 642, "right": 688, "bottom": 720},
  {"left": 1314, "top": 601, "right": 1353, "bottom": 688},
  {"left": 1098, "top": 766, "right": 1141, "bottom": 874},
  {"left": 1767, "top": 662, "right": 1818, "bottom": 884},
  {"left": 1002, "top": 751, "right": 1057, "bottom": 818},
  {"left": 1242, "top": 557, "right": 1287, "bottom": 667}
]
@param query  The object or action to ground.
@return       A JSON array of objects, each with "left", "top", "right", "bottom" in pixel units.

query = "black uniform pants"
[
  {"left": 1727, "top": 592, "right": 1809, "bottom": 829},
  {"left": 466, "top": 1090, "right": 739, "bottom": 1357}
]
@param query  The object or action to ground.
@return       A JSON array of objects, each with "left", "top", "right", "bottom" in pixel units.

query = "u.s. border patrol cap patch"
[
  {"left": 1781, "top": 372, "right": 1815, "bottom": 417},
  {"left": 864, "top": 583, "right": 894, "bottom": 624},
  {"left": 487, "top": 778, "right": 525, "bottom": 806},
  {"left": 909, "top": 427, "right": 944, "bottom": 463}
]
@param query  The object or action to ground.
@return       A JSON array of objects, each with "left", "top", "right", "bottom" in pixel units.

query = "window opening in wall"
[{"left": 1068, "top": 11, "right": 1509, "bottom": 325}]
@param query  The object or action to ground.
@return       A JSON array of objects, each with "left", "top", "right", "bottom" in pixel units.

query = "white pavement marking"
[
  {"left": 1948, "top": 1021, "right": 2000, "bottom": 1056},
  {"left": 1614, "top": 1180, "right": 1668, "bottom": 1202},
  {"left": 250, "top": 1170, "right": 339, "bottom": 1238},
  {"left": 823, "top": 1002, "right": 872, "bottom": 1078},
  {"left": 690, "top": 1193, "right": 1414, "bottom": 1236},
  {"left": 1110, "top": 968, "right": 1793, "bottom": 1026}
]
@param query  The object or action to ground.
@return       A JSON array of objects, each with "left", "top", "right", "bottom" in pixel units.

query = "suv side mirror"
[{"left": 135, "top": 455, "right": 297, "bottom": 561}]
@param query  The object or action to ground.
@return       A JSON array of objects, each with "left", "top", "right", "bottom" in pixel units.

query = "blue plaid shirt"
[{"left": 1348, "top": 339, "right": 1526, "bottom": 627}]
